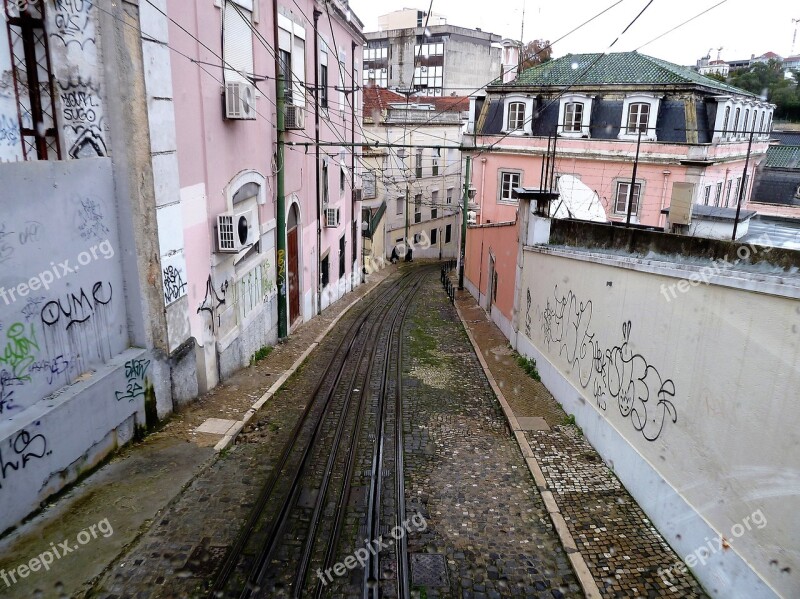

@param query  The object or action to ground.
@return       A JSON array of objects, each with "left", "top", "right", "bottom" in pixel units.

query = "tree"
[
  {"left": 705, "top": 72, "right": 727, "bottom": 83},
  {"left": 727, "top": 59, "right": 800, "bottom": 121},
  {"left": 520, "top": 39, "right": 552, "bottom": 71}
]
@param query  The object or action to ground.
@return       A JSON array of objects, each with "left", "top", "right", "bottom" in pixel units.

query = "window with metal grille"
[
  {"left": 626, "top": 103, "right": 649, "bottom": 135},
  {"left": 614, "top": 182, "right": 641, "bottom": 215},
  {"left": 5, "top": 0, "right": 60, "bottom": 160},
  {"left": 414, "top": 194, "right": 421, "bottom": 223}
]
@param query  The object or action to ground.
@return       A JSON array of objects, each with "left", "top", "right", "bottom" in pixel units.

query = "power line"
[{"left": 636, "top": 0, "right": 729, "bottom": 51}]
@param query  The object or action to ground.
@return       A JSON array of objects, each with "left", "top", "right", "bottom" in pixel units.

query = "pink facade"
[{"left": 167, "top": 0, "right": 363, "bottom": 386}]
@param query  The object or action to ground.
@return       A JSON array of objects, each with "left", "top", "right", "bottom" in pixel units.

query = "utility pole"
[
  {"left": 732, "top": 127, "right": 756, "bottom": 241},
  {"left": 625, "top": 129, "right": 643, "bottom": 227},
  {"left": 458, "top": 155, "right": 471, "bottom": 290},
  {"left": 405, "top": 184, "right": 410, "bottom": 259},
  {"left": 274, "top": 5, "right": 287, "bottom": 339},
  {"left": 313, "top": 9, "right": 322, "bottom": 316}
]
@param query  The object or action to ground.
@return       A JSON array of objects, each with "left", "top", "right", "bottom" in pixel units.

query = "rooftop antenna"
[
  {"left": 716, "top": 46, "right": 723, "bottom": 61},
  {"left": 792, "top": 18, "right": 800, "bottom": 56}
]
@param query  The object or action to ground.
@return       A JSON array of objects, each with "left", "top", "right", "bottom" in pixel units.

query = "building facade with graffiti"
[
  {"left": 0, "top": 0, "right": 200, "bottom": 532},
  {"left": 0, "top": 0, "right": 366, "bottom": 531}
]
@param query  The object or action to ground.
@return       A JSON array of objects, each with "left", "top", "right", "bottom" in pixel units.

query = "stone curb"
[
  {"left": 453, "top": 298, "right": 603, "bottom": 599},
  {"left": 213, "top": 273, "right": 389, "bottom": 452}
]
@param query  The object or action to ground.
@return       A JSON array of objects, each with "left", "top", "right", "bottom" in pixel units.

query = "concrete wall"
[
  {"left": 514, "top": 217, "right": 799, "bottom": 598},
  {"left": 0, "top": 159, "right": 154, "bottom": 533}
]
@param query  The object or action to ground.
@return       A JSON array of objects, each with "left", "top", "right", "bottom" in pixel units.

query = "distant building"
[
  {"left": 696, "top": 49, "right": 730, "bottom": 77},
  {"left": 363, "top": 9, "right": 502, "bottom": 96},
  {"left": 361, "top": 87, "right": 468, "bottom": 263},
  {"left": 749, "top": 145, "right": 800, "bottom": 219}
]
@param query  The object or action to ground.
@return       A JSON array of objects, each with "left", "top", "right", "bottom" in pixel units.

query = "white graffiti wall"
[{"left": 516, "top": 247, "right": 799, "bottom": 598}]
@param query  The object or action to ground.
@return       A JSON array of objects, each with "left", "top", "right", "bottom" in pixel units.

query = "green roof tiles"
[
  {"left": 505, "top": 51, "right": 758, "bottom": 97},
  {"left": 764, "top": 146, "right": 800, "bottom": 169}
]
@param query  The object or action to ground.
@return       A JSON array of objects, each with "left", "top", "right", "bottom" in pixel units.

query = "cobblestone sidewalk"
[{"left": 454, "top": 289, "right": 707, "bottom": 598}]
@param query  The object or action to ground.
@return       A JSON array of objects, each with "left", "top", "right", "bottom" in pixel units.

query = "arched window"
[{"left": 722, "top": 106, "right": 730, "bottom": 136}]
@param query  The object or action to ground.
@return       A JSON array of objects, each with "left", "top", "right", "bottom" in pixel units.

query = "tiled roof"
[
  {"left": 504, "top": 51, "right": 757, "bottom": 97},
  {"left": 764, "top": 146, "right": 800, "bottom": 169},
  {"left": 362, "top": 86, "right": 469, "bottom": 118}
]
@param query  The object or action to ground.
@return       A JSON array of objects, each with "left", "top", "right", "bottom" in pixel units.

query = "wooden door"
[{"left": 288, "top": 226, "right": 300, "bottom": 324}]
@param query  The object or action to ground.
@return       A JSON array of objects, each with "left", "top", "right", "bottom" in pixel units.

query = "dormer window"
[
  {"left": 618, "top": 94, "right": 659, "bottom": 141},
  {"left": 627, "top": 103, "right": 649, "bottom": 134},
  {"left": 722, "top": 106, "right": 731, "bottom": 136},
  {"left": 508, "top": 102, "right": 525, "bottom": 131},
  {"left": 732, "top": 107, "right": 740, "bottom": 137},
  {"left": 557, "top": 94, "right": 593, "bottom": 138},
  {"left": 564, "top": 103, "right": 583, "bottom": 131},
  {"left": 501, "top": 94, "right": 535, "bottom": 135}
]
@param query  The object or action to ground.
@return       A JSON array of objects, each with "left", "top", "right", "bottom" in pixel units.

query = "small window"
[
  {"left": 321, "top": 254, "right": 330, "bottom": 287},
  {"left": 703, "top": 185, "right": 711, "bottom": 205},
  {"left": 626, "top": 103, "right": 649, "bottom": 134},
  {"left": 446, "top": 187, "right": 453, "bottom": 204},
  {"left": 432, "top": 149, "right": 440, "bottom": 176},
  {"left": 499, "top": 171, "right": 521, "bottom": 203},
  {"left": 279, "top": 49, "right": 293, "bottom": 104},
  {"left": 743, "top": 109, "right": 749, "bottom": 135},
  {"left": 733, "top": 108, "right": 740, "bottom": 135},
  {"left": 431, "top": 190, "right": 438, "bottom": 217},
  {"left": 415, "top": 149, "right": 423, "bottom": 178},
  {"left": 725, "top": 180, "right": 733, "bottom": 205},
  {"left": 320, "top": 64, "right": 329, "bottom": 108},
  {"left": 445, "top": 224, "right": 452, "bottom": 244},
  {"left": 396, "top": 197, "right": 404, "bottom": 215},
  {"left": 563, "top": 102, "right": 584, "bottom": 133},
  {"left": 508, "top": 102, "right": 525, "bottom": 130},
  {"left": 733, "top": 177, "right": 741, "bottom": 205},
  {"left": 414, "top": 194, "right": 422, "bottom": 223},
  {"left": 339, "top": 235, "right": 346, "bottom": 278},
  {"left": 431, "top": 228, "right": 438, "bottom": 244},
  {"left": 722, "top": 106, "right": 731, "bottom": 136},
  {"left": 715, "top": 182, "right": 723, "bottom": 206},
  {"left": 759, "top": 112, "right": 765, "bottom": 134},
  {"left": 322, "top": 161, "right": 329, "bottom": 204},
  {"left": 614, "top": 182, "right": 641, "bottom": 215}
]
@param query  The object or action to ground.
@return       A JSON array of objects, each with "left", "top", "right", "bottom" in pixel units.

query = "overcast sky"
[{"left": 348, "top": 0, "right": 800, "bottom": 67}]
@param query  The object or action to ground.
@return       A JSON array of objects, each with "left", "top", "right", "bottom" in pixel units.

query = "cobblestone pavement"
[
  {"left": 88, "top": 265, "right": 584, "bottom": 598},
  {"left": 400, "top": 274, "right": 582, "bottom": 599},
  {"left": 455, "top": 287, "right": 708, "bottom": 598}
]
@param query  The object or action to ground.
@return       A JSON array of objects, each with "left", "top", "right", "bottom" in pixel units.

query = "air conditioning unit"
[
  {"left": 225, "top": 82, "right": 257, "bottom": 120},
  {"left": 217, "top": 208, "right": 258, "bottom": 252},
  {"left": 324, "top": 207, "right": 340, "bottom": 228},
  {"left": 285, "top": 105, "right": 305, "bottom": 130}
]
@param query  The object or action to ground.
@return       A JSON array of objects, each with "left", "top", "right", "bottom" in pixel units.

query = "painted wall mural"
[{"left": 534, "top": 284, "right": 678, "bottom": 441}]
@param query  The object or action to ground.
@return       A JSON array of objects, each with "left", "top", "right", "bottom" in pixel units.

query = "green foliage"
[
  {"left": 728, "top": 60, "right": 800, "bottom": 121},
  {"left": 515, "top": 353, "right": 541, "bottom": 381},
  {"left": 250, "top": 346, "right": 273, "bottom": 365}
]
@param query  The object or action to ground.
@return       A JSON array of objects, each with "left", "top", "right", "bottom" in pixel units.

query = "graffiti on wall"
[
  {"left": 39, "top": 281, "right": 114, "bottom": 372},
  {"left": 73, "top": 195, "right": 109, "bottom": 241},
  {"left": 163, "top": 265, "right": 187, "bottom": 305},
  {"left": 535, "top": 285, "right": 678, "bottom": 442},
  {"left": 197, "top": 275, "right": 228, "bottom": 332},
  {"left": 58, "top": 79, "right": 106, "bottom": 158},
  {"left": 51, "top": 0, "right": 96, "bottom": 49},
  {"left": 0, "top": 322, "right": 40, "bottom": 382},
  {"left": 0, "top": 424, "right": 52, "bottom": 491},
  {"left": 115, "top": 358, "right": 150, "bottom": 402}
]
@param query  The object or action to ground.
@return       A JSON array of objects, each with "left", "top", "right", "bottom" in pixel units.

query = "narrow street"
[{"left": 88, "top": 265, "right": 581, "bottom": 598}]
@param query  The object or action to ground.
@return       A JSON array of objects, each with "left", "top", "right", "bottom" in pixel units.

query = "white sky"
[{"left": 348, "top": 0, "right": 800, "bottom": 67}]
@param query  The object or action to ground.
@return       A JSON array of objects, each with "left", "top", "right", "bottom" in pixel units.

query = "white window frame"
[
  {"left": 618, "top": 94, "right": 660, "bottom": 141},
  {"left": 498, "top": 170, "right": 522, "bottom": 205},
  {"left": 613, "top": 180, "right": 643, "bottom": 217},
  {"left": 502, "top": 95, "right": 534, "bottom": 136},
  {"left": 557, "top": 94, "right": 593, "bottom": 138}
]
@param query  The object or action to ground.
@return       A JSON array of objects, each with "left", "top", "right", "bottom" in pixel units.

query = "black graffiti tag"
[
  {"left": 163, "top": 265, "right": 187, "bottom": 304},
  {"left": 40, "top": 281, "right": 112, "bottom": 330},
  {"left": 0, "top": 427, "right": 52, "bottom": 489},
  {"left": 115, "top": 358, "right": 150, "bottom": 402}
]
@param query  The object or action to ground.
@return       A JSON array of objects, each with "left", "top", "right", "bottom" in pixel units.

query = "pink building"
[
  {"left": 161, "top": 0, "right": 365, "bottom": 389},
  {"left": 463, "top": 51, "right": 774, "bottom": 333}
]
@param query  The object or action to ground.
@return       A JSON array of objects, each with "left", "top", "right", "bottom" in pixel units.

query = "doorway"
[{"left": 287, "top": 204, "right": 301, "bottom": 325}]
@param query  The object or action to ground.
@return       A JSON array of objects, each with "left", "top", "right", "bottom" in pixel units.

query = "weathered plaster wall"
[
  {"left": 516, "top": 238, "right": 799, "bottom": 598},
  {"left": 0, "top": 159, "right": 153, "bottom": 533}
]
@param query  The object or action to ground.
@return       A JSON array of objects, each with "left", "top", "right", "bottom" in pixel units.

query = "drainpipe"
[
  {"left": 479, "top": 157, "right": 487, "bottom": 225},
  {"left": 659, "top": 170, "right": 671, "bottom": 229},
  {"left": 314, "top": 9, "right": 322, "bottom": 315},
  {"left": 274, "top": 0, "right": 287, "bottom": 338}
]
